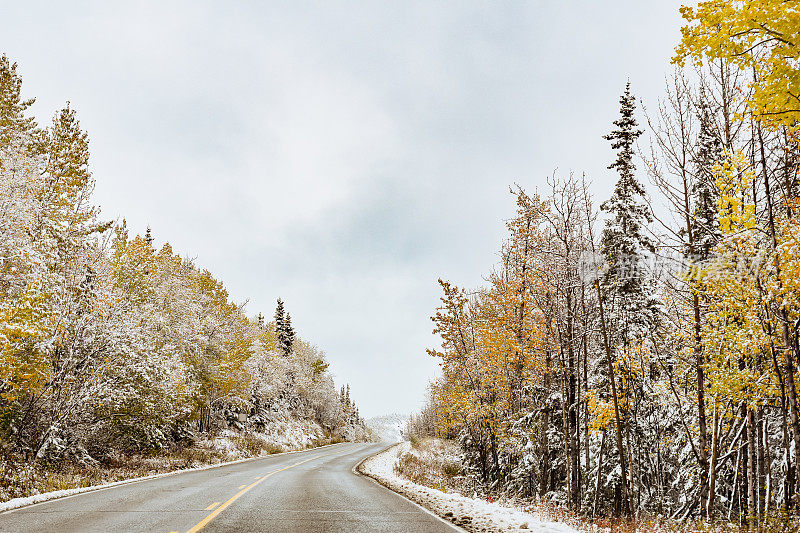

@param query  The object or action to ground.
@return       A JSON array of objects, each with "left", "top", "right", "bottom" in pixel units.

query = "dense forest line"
[
  {"left": 0, "top": 54, "right": 366, "bottom": 498},
  {"left": 411, "top": 2, "right": 800, "bottom": 529}
]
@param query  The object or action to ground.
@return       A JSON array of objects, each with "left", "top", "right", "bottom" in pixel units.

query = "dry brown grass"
[
  {"left": 0, "top": 431, "right": 328, "bottom": 503},
  {"left": 393, "top": 437, "right": 465, "bottom": 494}
]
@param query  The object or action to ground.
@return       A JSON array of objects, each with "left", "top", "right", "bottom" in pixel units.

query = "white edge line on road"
[
  {"left": 352, "top": 443, "right": 467, "bottom": 533},
  {"left": 0, "top": 441, "right": 351, "bottom": 515}
]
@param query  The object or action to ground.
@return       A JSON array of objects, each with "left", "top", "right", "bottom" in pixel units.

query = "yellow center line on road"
[
  {"left": 204, "top": 502, "right": 220, "bottom": 511},
  {"left": 183, "top": 454, "right": 325, "bottom": 533},
  {"left": 238, "top": 484, "right": 246, "bottom": 489}
]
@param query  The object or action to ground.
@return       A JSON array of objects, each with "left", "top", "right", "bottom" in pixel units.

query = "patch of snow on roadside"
[{"left": 359, "top": 442, "right": 578, "bottom": 533}]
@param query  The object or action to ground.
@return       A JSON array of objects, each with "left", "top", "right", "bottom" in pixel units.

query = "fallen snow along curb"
[
  {"left": 0, "top": 441, "right": 348, "bottom": 514},
  {"left": 358, "top": 442, "right": 578, "bottom": 533}
]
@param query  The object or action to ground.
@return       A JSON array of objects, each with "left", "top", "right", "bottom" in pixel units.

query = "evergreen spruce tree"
[
  {"left": 283, "top": 312, "right": 295, "bottom": 355},
  {"left": 274, "top": 299, "right": 295, "bottom": 356},
  {"left": 691, "top": 93, "right": 723, "bottom": 262},
  {"left": 145, "top": 225, "right": 154, "bottom": 247},
  {"left": 256, "top": 313, "right": 264, "bottom": 330},
  {"left": 598, "top": 82, "right": 661, "bottom": 516},
  {"left": 274, "top": 298, "right": 285, "bottom": 326},
  {"left": 274, "top": 298, "right": 286, "bottom": 354},
  {"left": 600, "top": 82, "right": 657, "bottom": 345}
]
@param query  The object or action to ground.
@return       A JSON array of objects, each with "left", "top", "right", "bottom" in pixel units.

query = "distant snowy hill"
[{"left": 366, "top": 414, "right": 408, "bottom": 443}]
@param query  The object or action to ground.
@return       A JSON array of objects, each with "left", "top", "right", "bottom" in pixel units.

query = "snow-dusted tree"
[
  {"left": 0, "top": 54, "right": 41, "bottom": 149},
  {"left": 691, "top": 93, "right": 722, "bottom": 262},
  {"left": 273, "top": 299, "right": 295, "bottom": 357},
  {"left": 283, "top": 312, "right": 295, "bottom": 356},
  {"left": 0, "top": 57, "right": 50, "bottom": 421},
  {"left": 601, "top": 82, "right": 658, "bottom": 345},
  {"left": 0, "top": 126, "right": 51, "bottom": 442},
  {"left": 274, "top": 298, "right": 285, "bottom": 330},
  {"left": 0, "top": 53, "right": 368, "bottom": 474},
  {"left": 274, "top": 298, "right": 292, "bottom": 356}
]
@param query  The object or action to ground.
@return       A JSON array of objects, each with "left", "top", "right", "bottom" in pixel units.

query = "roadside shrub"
[{"left": 442, "top": 460, "right": 460, "bottom": 479}]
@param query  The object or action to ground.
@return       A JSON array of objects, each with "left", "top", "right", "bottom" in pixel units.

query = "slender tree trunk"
[
  {"left": 758, "top": 122, "right": 800, "bottom": 494},
  {"left": 540, "top": 350, "right": 552, "bottom": 497},
  {"left": 757, "top": 409, "right": 766, "bottom": 521},
  {"left": 593, "top": 429, "right": 607, "bottom": 517},
  {"left": 595, "top": 279, "right": 631, "bottom": 516},
  {"left": 581, "top": 283, "right": 591, "bottom": 476},
  {"left": 761, "top": 414, "right": 770, "bottom": 523},
  {"left": 708, "top": 402, "right": 719, "bottom": 519},
  {"left": 566, "top": 290, "right": 580, "bottom": 511},
  {"left": 581, "top": 175, "right": 630, "bottom": 515},
  {"left": 694, "top": 292, "right": 711, "bottom": 515},
  {"left": 747, "top": 406, "right": 758, "bottom": 527},
  {"left": 675, "top": 114, "right": 711, "bottom": 515},
  {"left": 719, "top": 59, "right": 733, "bottom": 150},
  {"left": 731, "top": 441, "right": 742, "bottom": 522},
  {"left": 560, "top": 348, "right": 572, "bottom": 507},
  {"left": 489, "top": 429, "right": 501, "bottom": 483},
  {"left": 771, "top": 342, "right": 794, "bottom": 511}
]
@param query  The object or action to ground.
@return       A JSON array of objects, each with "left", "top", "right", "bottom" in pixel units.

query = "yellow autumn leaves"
[
  {"left": 429, "top": 190, "right": 554, "bottom": 447},
  {"left": 689, "top": 150, "right": 798, "bottom": 412},
  {"left": 675, "top": 0, "right": 800, "bottom": 126}
]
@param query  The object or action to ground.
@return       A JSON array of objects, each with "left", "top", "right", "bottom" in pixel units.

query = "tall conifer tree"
[
  {"left": 691, "top": 94, "right": 723, "bottom": 262},
  {"left": 274, "top": 298, "right": 286, "bottom": 353},
  {"left": 600, "top": 82, "right": 657, "bottom": 345},
  {"left": 274, "top": 299, "right": 295, "bottom": 356},
  {"left": 283, "top": 312, "right": 295, "bottom": 356}
]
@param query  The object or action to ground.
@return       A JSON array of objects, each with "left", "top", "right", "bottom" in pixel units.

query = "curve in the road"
[{"left": 0, "top": 442, "right": 461, "bottom": 533}]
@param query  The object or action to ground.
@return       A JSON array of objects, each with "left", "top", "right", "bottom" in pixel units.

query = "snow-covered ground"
[
  {"left": 359, "top": 442, "right": 578, "bottom": 533},
  {"left": 214, "top": 418, "right": 326, "bottom": 456}
]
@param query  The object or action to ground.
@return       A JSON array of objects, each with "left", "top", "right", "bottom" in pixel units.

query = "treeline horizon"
[{"left": 412, "top": 2, "right": 800, "bottom": 529}]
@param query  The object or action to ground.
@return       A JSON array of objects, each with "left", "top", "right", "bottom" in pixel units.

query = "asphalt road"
[{"left": 0, "top": 442, "right": 460, "bottom": 533}]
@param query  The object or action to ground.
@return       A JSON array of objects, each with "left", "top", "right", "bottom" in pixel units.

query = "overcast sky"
[{"left": 2, "top": 1, "right": 686, "bottom": 417}]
